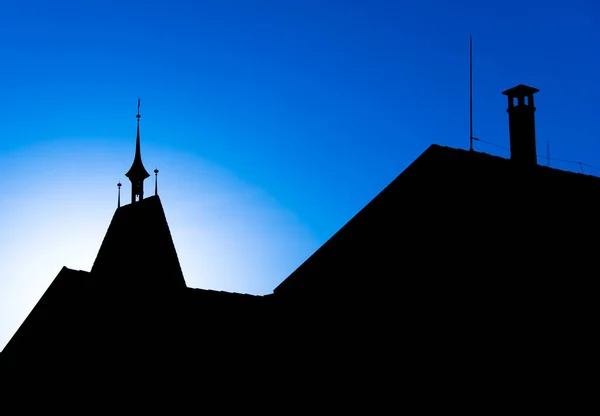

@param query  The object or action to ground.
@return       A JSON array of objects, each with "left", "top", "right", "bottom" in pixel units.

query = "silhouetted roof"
[
  {"left": 2, "top": 143, "right": 598, "bottom": 401},
  {"left": 0, "top": 267, "right": 94, "bottom": 368},
  {"left": 273, "top": 144, "right": 600, "bottom": 300},
  {"left": 91, "top": 195, "right": 186, "bottom": 289}
]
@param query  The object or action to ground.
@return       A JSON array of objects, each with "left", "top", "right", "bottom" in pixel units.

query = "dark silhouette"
[
  {"left": 117, "top": 181, "right": 122, "bottom": 208},
  {"left": 0, "top": 87, "right": 595, "bottom": 405},
  {"left": 125, "top": 99, "right": 150, "bottom": 204},
  {"left": 503, "top": 84, "right": 539, "bottom": 165},
  {"left": 154, "top": 168, "right": 159, "bottom": 196}
]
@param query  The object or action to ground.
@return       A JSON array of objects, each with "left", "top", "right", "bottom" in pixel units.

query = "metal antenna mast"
[{"left": 469, "top": 35, "right": 474, "bottom": 151}]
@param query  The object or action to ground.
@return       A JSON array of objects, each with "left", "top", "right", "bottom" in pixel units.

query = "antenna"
[
  {"left": 546, "top": 140, "right": 550, "bottom": 166},
  {"left": 469, "top": 35, "right": 473, "bottom": 151}
]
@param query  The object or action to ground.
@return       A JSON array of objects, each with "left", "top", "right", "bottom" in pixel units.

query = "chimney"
[{"left": 502, "top": 84, "right": 539, "bottom": 165}]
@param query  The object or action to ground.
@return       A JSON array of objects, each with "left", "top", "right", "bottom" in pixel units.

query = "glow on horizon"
[{"left": 0, "top": 138, "right": 320, "bottom": 351}]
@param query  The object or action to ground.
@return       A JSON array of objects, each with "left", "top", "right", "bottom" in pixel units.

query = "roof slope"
[
  {"left": 0, "top": 267, "right": 94, "bottom": 371},
  {"left": 91, "top": 195, "right": 186, "bottom": 289},
  {"left": 1, "top": 144, "right": 596, "bottom": 401},
  {"left": 0, "top": 269, "right": 272, "bottom": 380},
  {"left": 273, "top": 144, "right": 600, "bottom": 301}
]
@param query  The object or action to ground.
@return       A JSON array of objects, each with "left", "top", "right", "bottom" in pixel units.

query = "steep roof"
[
  {"left": 273, "top": 144, "right": 600, "bottom": 300},
  {"left": 91, "top": 195, "right": 186, "bottom": 289},
  {"left": 0, "top": 267, "right": 269, "bottom": 376},
  {"left": 2, "top": 143, "right": 598, "bottom": 400},
  {"left": 0, "top": 267, "right": 94, "bottom": 370}
]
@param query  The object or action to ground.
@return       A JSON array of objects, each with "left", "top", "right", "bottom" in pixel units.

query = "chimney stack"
[{"left": 502, "top": 84, "right": 539, "bottom": 165}]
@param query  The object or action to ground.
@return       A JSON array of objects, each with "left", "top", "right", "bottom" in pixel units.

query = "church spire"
[{"left": 125, "top": 99, "right": 150, "bottom": 203}]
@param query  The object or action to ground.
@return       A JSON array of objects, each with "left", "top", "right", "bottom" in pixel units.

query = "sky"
[{"left": 1, "top": 0, "right": 599, "bottom": 350}]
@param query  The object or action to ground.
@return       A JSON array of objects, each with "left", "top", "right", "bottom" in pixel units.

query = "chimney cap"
[{"left": 502, "top": 84, "right": 539, "bottom": 97}]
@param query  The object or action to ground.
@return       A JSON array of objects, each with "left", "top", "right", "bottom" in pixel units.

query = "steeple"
[
  {"left": 91, "top": 101, "right": 185, "bottom": 289},
  {"left": 125, "top": 99, "right": 150, "bottom": 203}
]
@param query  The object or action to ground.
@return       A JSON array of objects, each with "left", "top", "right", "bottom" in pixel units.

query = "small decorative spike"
[
  {"left": 154, "top": 168, "right": 159, "bottom": 196},
  {"left": 117, "top": 182, "right": 122, "bottom": 208}
]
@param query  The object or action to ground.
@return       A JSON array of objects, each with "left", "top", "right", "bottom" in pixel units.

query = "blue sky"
[{"left": 1, "top": 0, "right": 599, "bottom": 350}]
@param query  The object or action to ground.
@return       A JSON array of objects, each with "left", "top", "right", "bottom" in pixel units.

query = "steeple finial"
[
  {"left": 117, "top": 182, "right": 122, "bottom": 208},
  {"left": 125, "top": 98, "right": 150, "bottom": 203},
  {"left": 154, "top": 168, "right": 159, "bottom": 196},
  {"left": 135, "top": 98, "right": 141, "bottom": 158}
]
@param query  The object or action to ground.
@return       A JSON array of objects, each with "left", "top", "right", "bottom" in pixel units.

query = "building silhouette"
[{"left": 0, "top": 87, "right": 596, "bottom": 405}]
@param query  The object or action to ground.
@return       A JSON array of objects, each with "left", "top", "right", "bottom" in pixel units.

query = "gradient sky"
[{"left": 1, "top": 0, "right": 599, "bottom": 350}]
